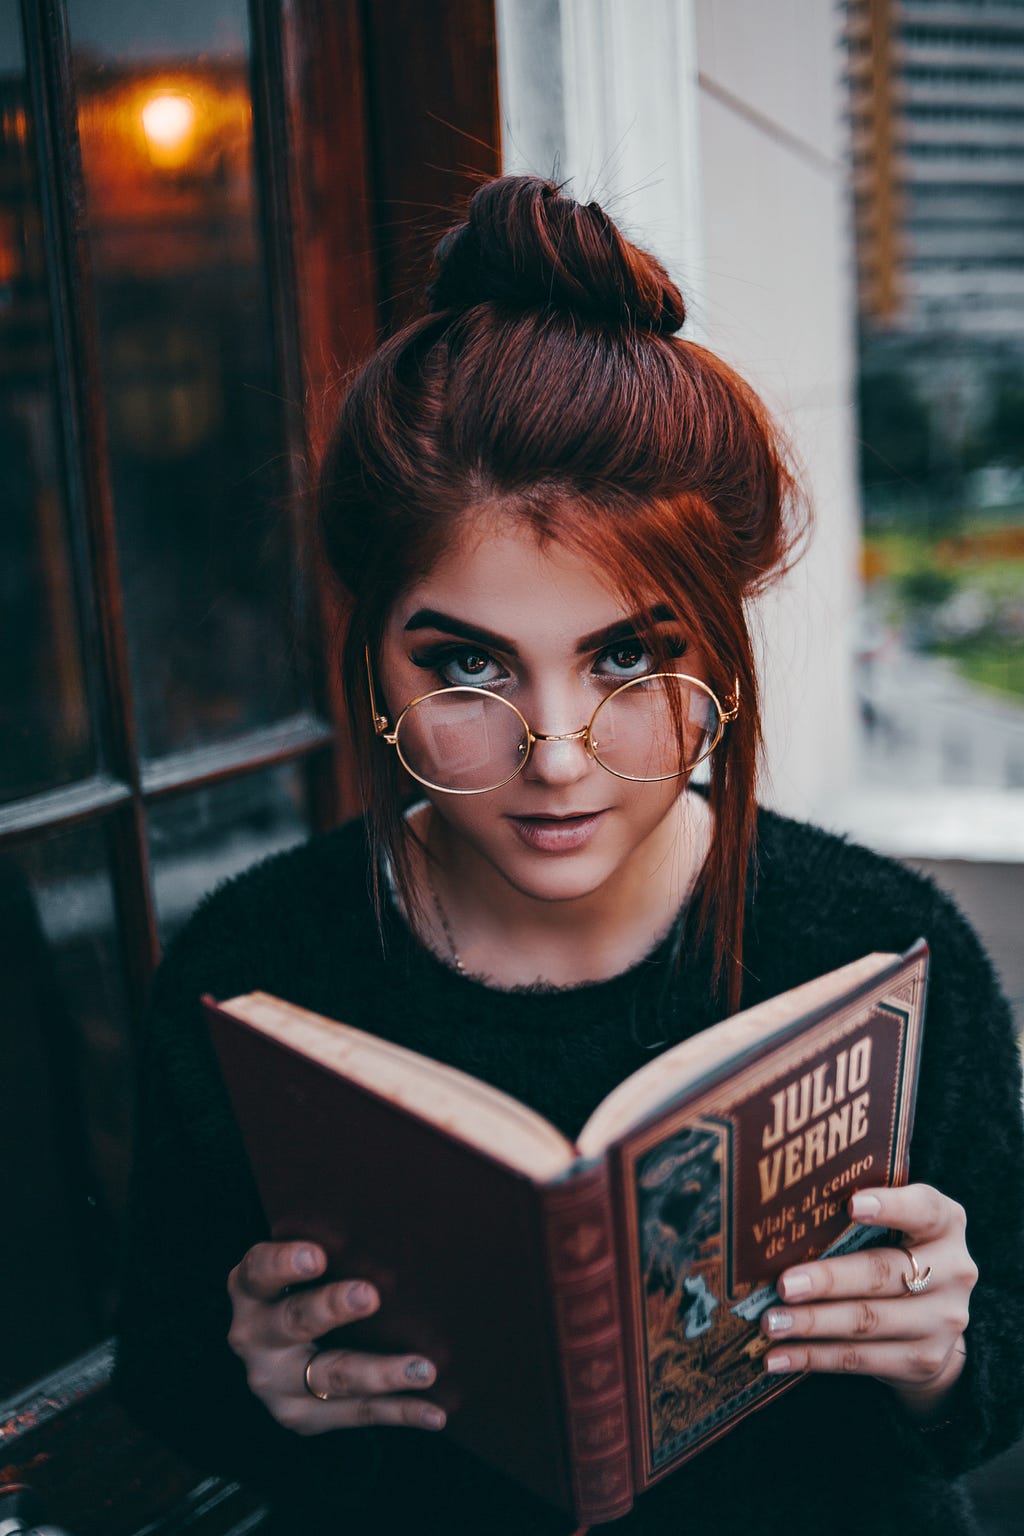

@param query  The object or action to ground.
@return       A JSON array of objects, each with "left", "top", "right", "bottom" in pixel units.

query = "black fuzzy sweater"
[{"left": 115, "top": 807, "right": 1024, "bottom": 1536}]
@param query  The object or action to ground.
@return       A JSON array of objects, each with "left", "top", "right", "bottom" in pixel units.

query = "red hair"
[{"left": 318, "top": 177, "right": 804, "bottom": 1009}]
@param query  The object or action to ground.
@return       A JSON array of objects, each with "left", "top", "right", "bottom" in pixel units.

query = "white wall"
[
  {"left": 497, "top": 0, "right": 705, "bottom": 317},
  {"left": 496, "top": 0, "right": 862, "bottom": 822},
  {"left": 693, "top": 1, "right": 861, "bottom": 819}
]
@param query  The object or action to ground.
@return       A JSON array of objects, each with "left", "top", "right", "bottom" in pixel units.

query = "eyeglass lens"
[
  {"left": 590, "top": 674, "right": 718, "bottom": 781},
  {"left": 396, "top": 688, "right": 530, "bottom": 791},
  {"left": 394, "top": 676, "right": 720, "bottom": 792}
]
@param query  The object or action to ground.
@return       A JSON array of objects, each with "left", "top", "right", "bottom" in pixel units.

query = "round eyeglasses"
[{"left": 366, "top": 647, "right": 739, "bottom": 795}]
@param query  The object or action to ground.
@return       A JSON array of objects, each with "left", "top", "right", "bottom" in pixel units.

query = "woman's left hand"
[{"left": 762, "top": 1184, "right": 978, "bottom": 1420}]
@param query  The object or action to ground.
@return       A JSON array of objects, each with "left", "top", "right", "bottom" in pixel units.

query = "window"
[
  {"left": 1, "top": 5, "right": 499, "bottom": 1522},
  {"left": 0, "top": 0, "right": 334, "bottom": 1401}
]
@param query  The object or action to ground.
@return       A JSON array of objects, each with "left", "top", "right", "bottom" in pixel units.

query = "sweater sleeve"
[
  {"left": 875, "top": 874, "right": 1024, "bottom": 1475},
  {"left": 112, "top": 874, "right": 385, "bottom": 1516}
]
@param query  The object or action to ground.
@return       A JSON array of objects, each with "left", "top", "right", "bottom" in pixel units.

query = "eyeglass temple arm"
[
  {"left": 721, "top": 676, "right": 741, "bottom": 723},
  {"left": 365, "top": 645, "right": 393, "bottom": 737}
]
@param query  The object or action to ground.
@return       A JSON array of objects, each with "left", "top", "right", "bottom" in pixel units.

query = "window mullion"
[
  {"left": 23, "top": 0, "right": 161, "bottom": 1008},
  {"left": 264, "top": 0, "right": 384, "bottom": 825}
]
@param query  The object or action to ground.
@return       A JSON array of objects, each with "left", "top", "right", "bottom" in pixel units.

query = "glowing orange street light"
[{"left": 141, "top": 92, "right": 196, "bottom": 169}]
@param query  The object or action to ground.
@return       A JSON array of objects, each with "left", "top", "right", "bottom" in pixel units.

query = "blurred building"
[
  {"left": 848, "top": 0, "right": 1024, "bottom": 338},
  {"left": 839, "top": 0, "right": 1024, "bottom": 863}
]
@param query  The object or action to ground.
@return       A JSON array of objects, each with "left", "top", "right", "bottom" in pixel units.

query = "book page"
[
  {"left": 220, "top": 993, "right": 578, "bottom": 1181},
  {"left": 576, "top": 953, "right": 897, "bottom": 1157}
]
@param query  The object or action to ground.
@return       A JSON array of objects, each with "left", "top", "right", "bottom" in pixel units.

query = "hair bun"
[{"left": 427, "top": 176, "right": 686, "bottom": 335}]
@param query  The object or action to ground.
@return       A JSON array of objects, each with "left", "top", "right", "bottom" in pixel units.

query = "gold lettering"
[
  {"left": 784, "top": 1137, "right": 804, "bottom": 1189},
  {"left": 762, "top": 1091, "right": 786, "bottom": 1150},
  {"left": 826, "top": 1103, "right": 852, "bottom": 1160},
  {"left": 784, "top": 1076, "right": 812, "bottom": 1134},
  {"left": 850, "top": 1090, "right": 870, "bottom": 1143},
  {"left": 802, "top": 1118, "right": 827, "bottom": 1170},
  {"left": 810, "top": 1063, "right": 834, "bottom": 1118},
  {"left": 758, "top": 1149, "right": 784, "bottom": 1202}
]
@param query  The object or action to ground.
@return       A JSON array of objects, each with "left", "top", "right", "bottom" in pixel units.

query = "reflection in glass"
[
  {"left": 148, "top": 761, "right": 311, "bottom": 943},
  {"left": 67, "top": 0, "right": 308, "bottom": 761},
  {"left": 0, "top": 0, "right": 96, "bottom": 804},
  {"left": 0, "top": 820, "right": 133, "bottom": 1395}
]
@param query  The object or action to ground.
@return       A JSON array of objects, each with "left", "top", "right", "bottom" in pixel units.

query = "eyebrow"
[{"left": 402, "top": 604, "right": 677, "bottom": 655}]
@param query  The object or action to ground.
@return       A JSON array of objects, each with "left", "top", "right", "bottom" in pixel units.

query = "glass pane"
[
  {"left": 0, "top": 820, "right": 133, "bottom": 1395},
  {"left": 148, "top": 761, "right": 312, "bottom": 944},
  {"left": 0, "top": 0, "right": 97, "bottom": 804},
  {"left": 67, "top": 0, "right": 309, "bottom": 762}
]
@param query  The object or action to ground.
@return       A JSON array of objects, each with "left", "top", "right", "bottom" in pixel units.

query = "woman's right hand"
[{"left": 227, "top": 1240, "right": 446, "bottom": 1436}]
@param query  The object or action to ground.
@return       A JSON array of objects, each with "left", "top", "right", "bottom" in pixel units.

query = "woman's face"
[{"left": 377, "top": 516, "right": 712, "bottom": 908}]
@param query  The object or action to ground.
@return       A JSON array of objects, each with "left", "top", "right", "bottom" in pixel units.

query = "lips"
[{"left": 507, "top": 810, "right": 607, "bottom": 852}]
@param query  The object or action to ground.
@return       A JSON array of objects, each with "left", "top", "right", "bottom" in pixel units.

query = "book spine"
[{"left": 541, "top": 1162, "right": 633, "bottom": 1526}]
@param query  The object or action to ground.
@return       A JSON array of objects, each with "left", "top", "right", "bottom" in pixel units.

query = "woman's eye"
[
  {"left": 411, "top": 646, "right": 505, "bottom": 686},
  {"left": 596, "top": 639, "right": 657, "bottom": 679},
  {"left": 595, "top": 635, "right": 689, "bottom": 680},
  {"left": 604, "top": 643, "right": 649, "bottom": 675},
  {"left": 448, "top": 651, "right": 497, "bottom": 683}
]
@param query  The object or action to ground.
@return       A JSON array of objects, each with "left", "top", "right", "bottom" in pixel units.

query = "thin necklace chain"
[
  {"left": 420, "top": 796, "right": 706, "bottom": 984},
  {"left": 425, "top": 860, "right": 466, "bottom": 975}
]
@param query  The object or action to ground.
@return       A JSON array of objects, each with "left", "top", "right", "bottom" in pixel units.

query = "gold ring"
[
  {"left": 897, "top": 1244, "right": 933, "bottom": 1297},
  {"left": 303, "top": 1351, "right": 332, "bottom": 1401}
]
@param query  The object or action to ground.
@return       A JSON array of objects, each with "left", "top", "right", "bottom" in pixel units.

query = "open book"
[{"left": 205, "top": 939, "right": 928, "bottom": 1526}]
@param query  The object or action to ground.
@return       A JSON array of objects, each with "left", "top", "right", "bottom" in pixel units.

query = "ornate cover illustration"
[{"left": 614, "top": 961, "right": 927, "bottom": 1488}]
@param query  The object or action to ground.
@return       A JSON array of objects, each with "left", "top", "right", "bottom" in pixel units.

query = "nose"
[{"left": 522, "top": 725, "right": 593, "bottom": 786}]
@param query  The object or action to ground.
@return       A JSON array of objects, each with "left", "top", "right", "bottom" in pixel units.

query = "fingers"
[
  {"left": 762, "top": 1184, "right": 980, "bottom": 1391},
  {"left": 230, "top": 1240, "right": 327, "bottom": 1303},
  {"left": 847, "top": 1184, "right": 967, "bottom": 1246},
  {"left": 277, "top": 1349, "right": 445, "bottom": 1435},
  {"left": 264, "top": 1278, "right": 381, "bottom": 1347},
  {"left": 226, "top": 1242, "right": 446, "bottom": 1436},
  {"left": 763, "top": 1296, "right": 941, "bottom": 1348},
  {"left": 762, "top": 1337, "right": 960, "bottom": 1387},
  {"left": 228, "top": 1243, "right": 384, "bottom": 1369},
  {"left": 280, "top": 1389, "right": 447, "bottom": 1436},
  {"left": 303, "top": 1347, "right": 439, "bottom": 1404},
  {"left": 776, "top": 1239, "right": 944, "bottom": 1306}
]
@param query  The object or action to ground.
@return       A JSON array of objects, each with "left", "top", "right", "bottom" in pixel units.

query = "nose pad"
[{"left": 522, "top": 728, "right": 593, "bottom": 785}]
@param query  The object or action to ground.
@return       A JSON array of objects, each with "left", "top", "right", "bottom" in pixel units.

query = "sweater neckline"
[{"left": 385, "top": 884, "right": 688, "bottom": 1001}]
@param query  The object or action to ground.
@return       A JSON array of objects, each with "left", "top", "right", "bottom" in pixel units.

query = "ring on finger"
[
  {"left": 303, "top": 1350, "right": 332, "bottom": 1401},
  {"left": 897, "top": 1244, "right": 933, "bottom": 1297}
]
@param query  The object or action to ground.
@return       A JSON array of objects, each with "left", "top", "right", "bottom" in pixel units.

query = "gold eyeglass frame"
[{"left": 365, "top": 645, "right": 739, "bottom": 796}]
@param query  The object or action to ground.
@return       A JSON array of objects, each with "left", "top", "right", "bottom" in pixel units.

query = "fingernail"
[
  {"left": 765, "top": 1309, "right": 794, "bottom": 1334},
  {"left": 423, "top": 1407, "right": 446, "bottom": 1430},
  {"left": 346, "top": 1281, "right": 376, "bottom": 1310},
  {"left": 850, "top": 1193, "right": 882, "bottom": 1219},
  {"left": 405, "top": 1358, "right": 434, "bottom": 1384},
  {"left": 779, "top": 1270, "right": 811, "bottom": 1300},
  {"left": 765, "top": 1353, "right": 792, "bottom": 1374},
  {"left": 294, "top": 1247, "right": 319, "bottom": 1276}
]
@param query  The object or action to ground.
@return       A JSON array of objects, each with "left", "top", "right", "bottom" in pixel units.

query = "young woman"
[{"left": 116, "top": 177, "right": 1024, "bottom": 1536}]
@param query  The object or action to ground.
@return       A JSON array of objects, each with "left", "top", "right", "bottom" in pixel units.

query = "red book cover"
[{"left": 205, "top": 940, "right": 927, "bottom": 1525}]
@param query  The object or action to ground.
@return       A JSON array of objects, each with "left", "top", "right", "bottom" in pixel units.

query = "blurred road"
[{"left": 857, "top": 647, "right": 1024, "bottom": 793}]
